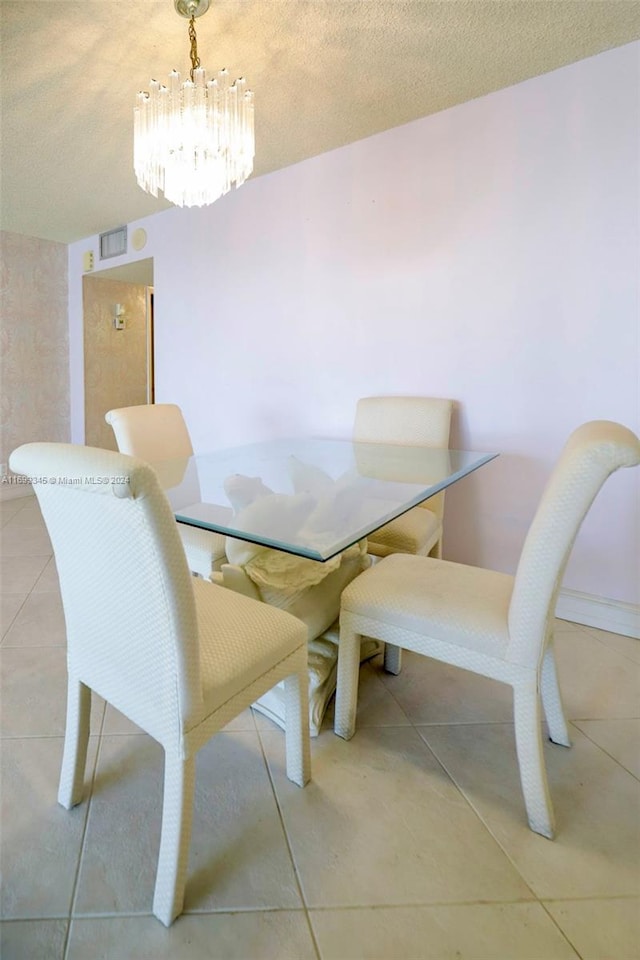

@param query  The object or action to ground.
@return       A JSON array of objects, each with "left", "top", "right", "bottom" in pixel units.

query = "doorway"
[{"left": 83, "top": 257, "right": 154, "bottom": 449}]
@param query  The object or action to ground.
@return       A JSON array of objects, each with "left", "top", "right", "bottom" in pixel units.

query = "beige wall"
[
  {"left": 83, "top": 276, "right": 149, "bottom": 450},
  {"left": 0, "top": 230, "right": 70, "bottom": 470}
]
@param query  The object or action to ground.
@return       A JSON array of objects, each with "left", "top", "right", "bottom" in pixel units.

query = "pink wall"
[{"left": 69, "top": 43, "right": 640, "bottom": 604}]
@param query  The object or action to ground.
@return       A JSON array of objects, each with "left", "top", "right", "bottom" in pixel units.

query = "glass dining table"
[
  {"left": 154, "top": 436, "right": 497, "bottom": 735},
  {"left": 157, "top": 436, "right": 498, "bottom": 561}
]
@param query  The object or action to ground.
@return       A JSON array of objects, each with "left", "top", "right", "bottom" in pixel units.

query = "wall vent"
[{"left": 99, "top": 225, "right": 127, "bottom": 260}]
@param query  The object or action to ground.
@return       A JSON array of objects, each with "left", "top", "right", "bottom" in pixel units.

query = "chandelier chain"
[{"left": 188, "top": 15, "right": 200, "bottom": 81}]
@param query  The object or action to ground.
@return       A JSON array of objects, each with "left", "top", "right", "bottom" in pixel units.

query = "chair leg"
[
  {"left": 284, "top": 667, "right": 311, "bottom": 787},
  {"left": 513, "top": 680, "right": 555, "bottom": 839},
  {"left": 152, "top": 752, "right": 196, "bottom": 927},
  {"left": 383, "top": 643, "right": 403, "bottom": 675},
  {"left": 334, "top": 622, "right": 362, "bottom": 740},
  {"left": 58, "top": 679, "right": 91, "bottom": 810},
  {"left": 541, "top": 645, "right": 571, "bottom": 747}
]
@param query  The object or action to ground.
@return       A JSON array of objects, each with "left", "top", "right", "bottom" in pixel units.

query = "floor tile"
[
  {"left": 0, "top": 919, "right": 68, "bottom": 960},
  {"left": 0, "top": 523, "right": 52, "bottom": 557},
  {"left": 74, "top": 731, "right": 302, "bottom": 916},
  {"left": 2, "top": 498, "right": 46, "bottom": 527},
  {"left": 584, "top": 626, "right": 640, "bottom": 665},
  {"left": 0, "top": 647, "right": 104, "bottom": 738},
  {"left": 572, "top": 718, "right": 640, "bottom": 779},
  {"left": 2, "top": 591, "right": 67, "bottom": 647},
  {"left": 310, "top": 902, "right": 579, "bottom": 959},
  {"left": 0, "top": 498, "right": 30, "bottom": 526},
  {"left": 554, "top": 629, "right": 640, "bottom": 719},
  {"left": 544, "top": 897, "right": 640, "bottom": 960},
  {"left": 375, "top": 651, "right": 514, "bottom": 724},
  {"left": 0, "top": 593, "right": 27, "bottom": 641},
  {"left": 0, "top": 556, "right": 50, "bottom": 594},
  {"left": 31, "top": 557, "right": 60, "bottom": 594},
  {"left": 66, "top": 911, "right": 317, "bottom": 960},
  {"left": 0, "top": 737, "right": 98, "bottom": 919},
  {"left": 420, "top": 722, "right": 640, "bottom": 899},
  {"left": 261, "top": 726, "right": 533, "bottom": 908}
]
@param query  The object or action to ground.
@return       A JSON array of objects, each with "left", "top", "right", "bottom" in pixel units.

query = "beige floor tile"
[
  {"left": 0, "top": 556, "right": 50, "bottom": 594},
  {"left": 0, "top": 523, "right": 52, "bottom": 557},
  {"left": 31, "top": 557, "right": 60, "bottom": 594},
  {"left": 584, "top": 626, "right": 640, "bottom": 665},
  {"left": 1, "top": 593, "right": 27, "bottom": 641},
  {"left": 0, "top": 919, "right": 68, "bottom": 960},
  {"left": 2, "top": 592, "right": 67, "bottom": 647},
  {"left": 261, "top": 726, "right": 533, "bottom": 908},
  {"left": 554, "top": 618, "right": 590, "bottom": 636},
  {"left": 554, "top": 630, "right": 640, "bottom": 719},
  {"left": 2, "top": 499, "right": 46, "bottom": 527},
  {"left": 66, "top": 911, "right": 317, "bottom": 960},
  {"left": 0, "top": 498, "right": 30, "bottom": 526},
  {"left": 74, "top": 731, "right": 302, "bottom": 916},
  {"left": 376, "top": 651, "right": 514, "bottom": 724},
  {"left": 311, "top": 902, "right": 579, "bottom": 959},
  {"left": 420, "top": 722, "right": 640, "bottom": 899},
  {"left": 544, "top": 897, "right": 640, "bottom": 960},
  {"left": 572, "top": 718, "right": 640, "bottom": 779},
  {"left": 0, "top": 647, "right": 104, "bottom": 738},
  {"left": 0, "top": 737, "right": 98, "bottom": 919}
]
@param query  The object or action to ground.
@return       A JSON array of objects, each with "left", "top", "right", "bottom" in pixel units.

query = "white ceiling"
[{"left": 1, "top": 0, "right": 639, "bottom": 245}]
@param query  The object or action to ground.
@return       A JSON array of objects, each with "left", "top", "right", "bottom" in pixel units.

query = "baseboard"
[{"left": 556, "top": 588, "right": 640, "bottom": 640}]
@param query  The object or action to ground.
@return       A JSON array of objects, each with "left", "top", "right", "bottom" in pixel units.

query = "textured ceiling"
[{"left": 1, "top": 0, "right": 639, "bottom": 244}]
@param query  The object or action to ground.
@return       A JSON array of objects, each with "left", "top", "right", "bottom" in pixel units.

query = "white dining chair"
[
  {"left": 9, "top": 442, "right": 311, "bottom": 926},
  {"left": 353, "top": 396, "right": 453, "bottom": 560},
  {"left": 105, "top": 403, "right": 226, "bottom": 578},
  {"left": 334, "top": 420, "right": 640, "bottom": 839}
]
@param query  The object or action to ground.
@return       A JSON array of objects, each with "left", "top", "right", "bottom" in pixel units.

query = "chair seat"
[
  {"left": 193, "top": 578, "right": 306, "bottom": 715},
  {"left": 367, "top": 506, "right": 440, "bottom": 558},
  {"left": 341, "top": 554, "right": 513, "bottom": 659}
]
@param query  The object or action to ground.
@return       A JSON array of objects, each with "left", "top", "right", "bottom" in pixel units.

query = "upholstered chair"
[
  {"left": 105, "top": 403, "right": 226, "bottom": 578},
  {"left": 9, "top": 442, "right": 311, "bottom": 926},
  {"left": 334, "top": 420, "right": 640, "bottom": 839},
  {"left": 353, "top": 396, "right": 453, "bottom": 560}
]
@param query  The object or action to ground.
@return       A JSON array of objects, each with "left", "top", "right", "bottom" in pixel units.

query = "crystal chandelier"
[{"left": 134, "top": 0, "right": 254, "bottom": 208}]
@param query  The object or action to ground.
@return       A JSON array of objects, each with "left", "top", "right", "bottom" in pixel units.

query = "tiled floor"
[{"left": 1, "top": 494, "right": 639, "bottom": 960}]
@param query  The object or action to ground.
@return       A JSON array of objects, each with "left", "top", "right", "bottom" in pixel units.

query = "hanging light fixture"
[{"left": 134, "top": 0, "right": 254, "bottom": 208}]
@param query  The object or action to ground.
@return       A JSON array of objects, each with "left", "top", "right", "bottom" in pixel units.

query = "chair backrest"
[
  {"left": 9, "top": 443, "right": 202, "bottom": 748},
  {"left": 354, "top": 396, "right": 453, "bottom": 447},
  {"left": 508, "top": 421, "right": 640, "bottom": 668},
  {"left": 354, "top": 396, "right": 453, "bottom": 520},
  {"left": 105, "top": 404, "right": 194, "bottom": 461}
]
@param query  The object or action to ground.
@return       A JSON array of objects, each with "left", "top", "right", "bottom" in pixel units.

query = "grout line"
[
  {"left": 253, "top": 721, "right": 322, "bottom": 960},
  {"left": 0, "top": 592, "right": 30, "bottom": 643},
  {"left": 570, "top": 721, "right": 640, "bottom": 783},
  {"left": 539, "top": 899, "right": 586, "bottom": 960},
  {"left": 62, "top": 700, "right": 107, "bottom": 960},
  {"left": 5, "top": 893, "right": 637, "bottom": 925}
]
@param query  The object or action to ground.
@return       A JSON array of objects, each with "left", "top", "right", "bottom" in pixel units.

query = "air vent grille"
[{"left": 99, "top": 226, "right": 127, "bottom": 260}]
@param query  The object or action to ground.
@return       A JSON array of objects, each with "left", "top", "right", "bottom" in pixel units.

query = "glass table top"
[{"left": 157, "top": 437, "right": 498, "bottom": 562}]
